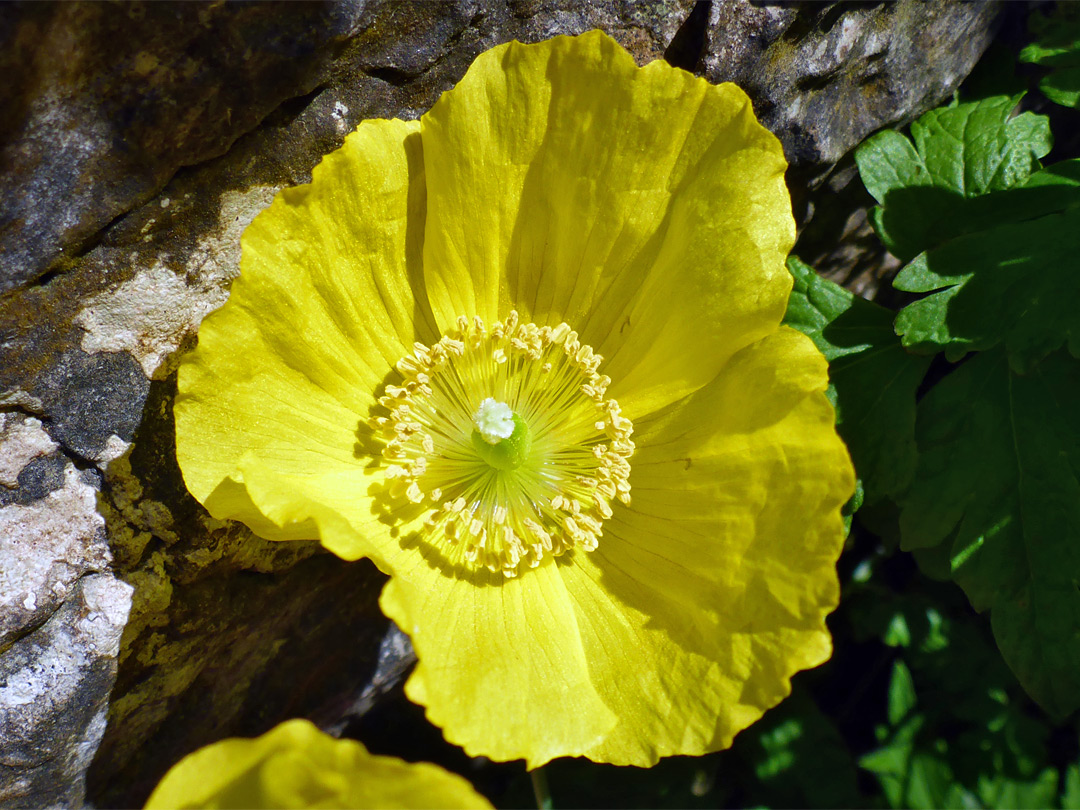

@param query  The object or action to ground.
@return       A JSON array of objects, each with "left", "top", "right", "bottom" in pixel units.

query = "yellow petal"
[
  {"left": 175, "top": 118, "right": 431, "bottom": 537},
  {"left": 379, "top": 560, "right": 618, "bottom": 768},
  {"left": 218, "top": 455, "right": 391, "bottom": 562},
  {"left": 377, "top": 332, "right": 852, "bottom": 768},
  {"left": 143, "top": 718, "right": 492, "bottom": 810},
  {"left": 174, "top": 31, "right": 850, "bottom": 771},
  {"left": 561, "top": 326, "right": 853, "bottom": 764},
  {"left": 419, "top": 31, "right": 794, "bottom": 419}
]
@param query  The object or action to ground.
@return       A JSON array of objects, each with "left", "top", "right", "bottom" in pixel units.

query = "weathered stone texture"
[
  {"left": 0, "top": 0, "right": 367, "bottom": 293},
  {"left": 0, "top": 1, "right": 1004, "bottom": 807},
  {"left": 0, "top": 410, "right": 130, "bottom": 810},
  {"left": 0, "top": 575, "right": 132, "bottom": 809},
  {"left": 703, "top": 1, "right": 1003, "bottom": 182},
  {"left": 0, "top": 414, "right": 56, "bottom": 492},
  {"left": 0, "top": 461, "right": 111, "bottom": 648}
]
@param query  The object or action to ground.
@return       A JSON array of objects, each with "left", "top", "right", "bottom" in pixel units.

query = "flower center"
[
  {"left": 470, "top": 398, "right": 532, "bottom": 471},
  {"left": 371, "top": 311, "right": 634, "bottom": 578}
]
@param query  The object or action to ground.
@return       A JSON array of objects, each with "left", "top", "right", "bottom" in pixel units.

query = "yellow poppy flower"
[
  {"left": 175, "top": 31, "right": 854, "bottom": 767},
  {"left": 143, "top": 719, "right": 492, "bottom": 809}
]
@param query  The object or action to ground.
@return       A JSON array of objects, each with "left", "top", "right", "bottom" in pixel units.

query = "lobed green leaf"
[
  {"left": 856, "top": 95, "right": 1052, "bottom": 262},
  {"left": 898, "top": 348, "right": 1080, "bottom": 717},
  {"left": 892, "top": 160, "right": 1080, "bottom": 369}
]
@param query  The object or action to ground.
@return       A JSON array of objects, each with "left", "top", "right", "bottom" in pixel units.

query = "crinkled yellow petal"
[
  {"left": 568, "top": 326, "right": 853, "bottom": 765},
  {"left": 220, "top": 455, "right": 393, "bottom": 563},
  {"left": 175, "top": 118, "right": 432, "bottom": 542},
  {"left": 174, "top": 30, "right": 848, "bottom": 772},
  {"left": 377, "top": 327, "right": 853, "bottom": 767},
  {"left": 208, "top": 456, "right": 621, "bottom": 763},
  {"left": 143, "top": 718, "right": 492, "bottom": 810},
  {"left": 379, "top": 559, "right": 618, "bottom": 769},
  {"left": 419, "top": 31, "right": 794, "bottom": 420}
]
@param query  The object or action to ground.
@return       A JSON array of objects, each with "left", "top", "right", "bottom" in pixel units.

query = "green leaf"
[
  {"left": 741, "top": 689, "right": 864, "bottom": 808},
  {"left": 844, "top": 566, "right": 1070, "bottom": 810},
  {"left": 891, "top": 160, "right": 1080, "bottom": 368},
  {"left": 976, "top": 768, "right": 1060, "bottom": 810},
  {"left": 1040, "top": 68, "right": 1080, "bottom": 109},
  {"left": 863, "top": 727, "right": 1058, "bottom": 810},
  {"left": 887, "top": 659, "right": 917, "bottom": 726},
  {"left": 860, "top": 635, "right": 1061, "bottom": 810},
  {"left": 856, "top": 95, "right": 1052, "bottom": 261},
  {"left": 783, "top": 257, "right": 930, "bottom": 506},
  {"left": 860, "top": 716, "right": 973, "bottom": 810},
  {"left": 1062, "top": 764, "right": 1080, "bottom": 810},
  {"left": 1020, "top": 6, "right": 1080, "bottom": 108},
  {"left": 898, "top": 348, "right": 1080, "bottom": 716},
  {"left": 1020, "top": 6, "right": 1080, "bottom": 67}
]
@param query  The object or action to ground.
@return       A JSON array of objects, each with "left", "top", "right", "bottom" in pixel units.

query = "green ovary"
[{"left": 471, "top": 411, "right": 533, "bottom": 471}]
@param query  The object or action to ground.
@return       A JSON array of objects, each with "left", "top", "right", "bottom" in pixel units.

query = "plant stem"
[{"left": 530, "top": 766, "right": 553, "bottom": 810}]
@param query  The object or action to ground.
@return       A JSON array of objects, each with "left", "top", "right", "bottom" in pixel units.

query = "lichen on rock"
[
  {"left": 0, "top": 461, "right": 112, "bottom": 649},
  {"left": 0, "top": 574, "right": 132, "bottom": 808}
]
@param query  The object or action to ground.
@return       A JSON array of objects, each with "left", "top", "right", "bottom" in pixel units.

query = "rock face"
[
  {"left": 702, "top": 1, "right": 1002, "bottom": 183},
  {"left": 0, "top": 1, "right": 367, "bottom": 293},
  {"left": 0, "top": 1, "right": 1002, "bottom": 807},
  {"left": 0, "top": 411, "right": 132, "bottom": 808},
  {"left": 0, "top": 575, "right": 131, "bottom": 809}
]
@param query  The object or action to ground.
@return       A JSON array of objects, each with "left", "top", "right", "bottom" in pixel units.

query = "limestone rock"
[
  {"left": 0, "top": 458, "right": 111, "bottom": 649},
  {"left": 702, "top": 0, "right": 1003, "bottom": 184},
  {"left": 0, "top": 575, "right": 132, "bottom": 809},
  {"left": 0, "top": 412, "right": 133, "bottom": 809},
  {"left": 0, "top": 2, "right": 1006, "bottom": 807},
  {"left": 0, "top": 414, "right": 57, "bottom": 493}
]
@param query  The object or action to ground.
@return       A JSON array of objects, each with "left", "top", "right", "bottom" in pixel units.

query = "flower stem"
[{"left": 530, "top": 766, "right": 553, "bottom": 810}]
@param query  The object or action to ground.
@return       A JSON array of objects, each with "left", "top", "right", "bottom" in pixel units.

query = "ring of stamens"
[{"left": 370, "top": 311, "right": 634, "bottom": 578}]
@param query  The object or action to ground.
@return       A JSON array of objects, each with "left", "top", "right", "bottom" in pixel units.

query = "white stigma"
[{"left": 473, "top": 397, "right": 515, "bottom": 444}]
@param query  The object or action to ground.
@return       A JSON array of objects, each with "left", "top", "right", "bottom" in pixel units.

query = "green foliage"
[
  {"left": 785, "top": 39, "right": 1080, "bottom": 775},
  {"left": 892, "top": 161, "right": 1080, "bottom": 368},
  {"left": 847, "top": 582, "right": 1066, "bottom": 810},
  {"left": 783, "top": 257, "right": 929, "bottom": 507},
  {"left": 854, "top": 94, "right": 1051, "bottom": 262},
  {"left": 861, "top": 658, "right": 1062, "bottom": 810},
  {"left": 1064, "top": 765, "right": 1080, "bottom": 809},
  {"left": 898, "top": 348, "right": 1080, "bottom": 717},
  {"left": 854, "top": 92, "right": 1080, "bottom": 368},
  {"left": 728, "top": 689, "right": 864, "bottom": 809},
  {"left": 1020, "top": 5, "right": 1080, "bottom": 108},
  {"left": 836, "top": 83, "right": 1080, "bottom": 727}
]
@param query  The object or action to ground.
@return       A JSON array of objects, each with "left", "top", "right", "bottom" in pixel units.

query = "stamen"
[{"left": 370, "top": 312, "right": 634, "bottom": 577}]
